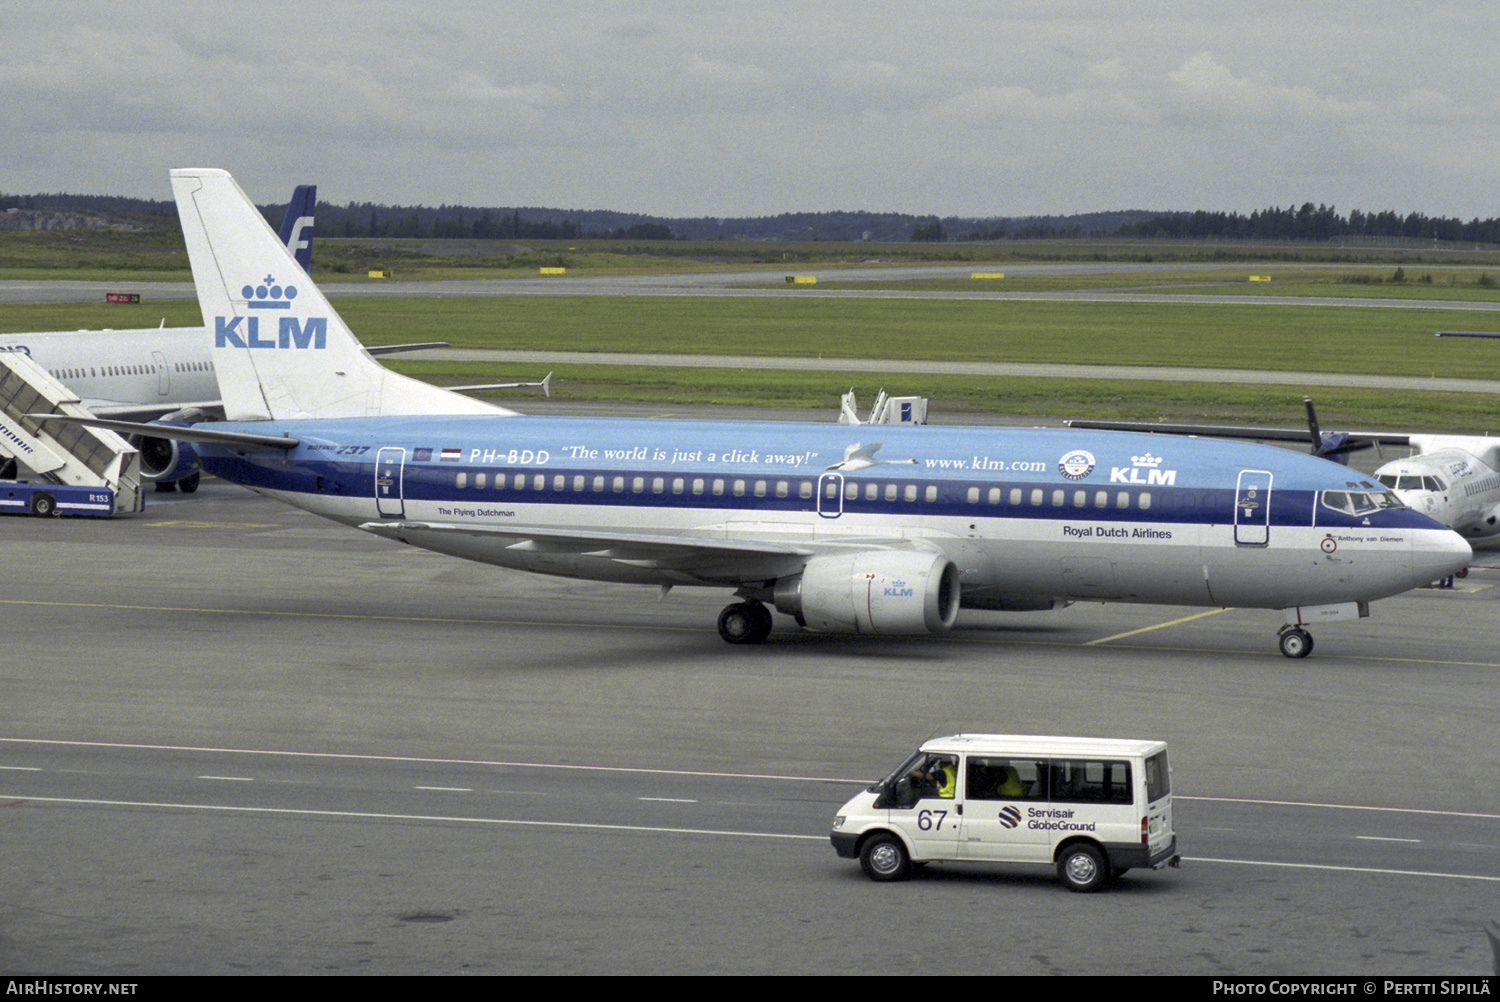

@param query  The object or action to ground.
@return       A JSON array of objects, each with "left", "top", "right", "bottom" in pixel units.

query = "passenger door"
[
  {"left": 958, "top": 756, "right": 1052, "bottom": 862},
  {"left": 375, "top": 447, "right": 406, "bottom": 518},
  {"left": 1234, "top": 469, "right": 1272, "bottom": 547}
]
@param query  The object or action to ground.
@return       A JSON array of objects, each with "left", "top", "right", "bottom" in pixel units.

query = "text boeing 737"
[{"left": 61, "top": 169, "right": 1472, "bottom": 658}]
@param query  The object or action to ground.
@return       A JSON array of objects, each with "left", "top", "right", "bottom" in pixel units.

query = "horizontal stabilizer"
[{"left": 31, "top": 414, "right": 299, "bottom": 451}]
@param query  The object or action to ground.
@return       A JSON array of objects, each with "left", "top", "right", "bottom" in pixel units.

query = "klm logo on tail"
[{"left": 216, "top": 273, "right": 327, "bottom": 349}]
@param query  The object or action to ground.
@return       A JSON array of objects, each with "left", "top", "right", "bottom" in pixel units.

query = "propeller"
[{"left": 1303, "top": 397, "right": 1374, "bottom": 465}]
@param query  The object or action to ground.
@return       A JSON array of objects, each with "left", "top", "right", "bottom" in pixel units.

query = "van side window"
[
  {"left": 967, "top": 757, "right": 1046, "bottom": 800},
  {"left": 1144, "top": 751, "right": 1171, "bottom": 802},
  {"left": 1049, "top": 759, "right": 1133, "bottom": 804}
]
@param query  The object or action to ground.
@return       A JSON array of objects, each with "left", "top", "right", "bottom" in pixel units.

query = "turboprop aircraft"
[{"left": 50, "top": 168, "right": 1473, "bottom": 658}]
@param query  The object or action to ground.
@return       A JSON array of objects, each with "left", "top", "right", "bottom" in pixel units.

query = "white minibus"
[{"left": 831, "top": 733, "right": 1179, "bottom": 891}]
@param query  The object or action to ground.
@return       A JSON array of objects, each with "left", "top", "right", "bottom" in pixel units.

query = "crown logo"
[
  {"left": 1131, "top": 453, "right": 1163, "bottom": 467},
  {"left": 242, "top": 274, "right": 299, "bottom": 310}
]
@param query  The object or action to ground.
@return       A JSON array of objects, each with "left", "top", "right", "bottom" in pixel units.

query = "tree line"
[
  {"left": 1115, "top": 203, "right": 1500, "bottom": 244},
  {"left": 6, "top": 190, "right": 1500, "bottom": 245}
]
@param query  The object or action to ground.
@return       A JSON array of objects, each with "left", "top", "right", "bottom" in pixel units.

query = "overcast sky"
[{"left": 3, "top": 2, "right": 1497, "bottom": 219}]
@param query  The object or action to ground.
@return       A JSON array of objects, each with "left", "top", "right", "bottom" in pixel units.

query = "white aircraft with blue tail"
[{"left": 55, "top": 169, "right": 1473, "bottom": 657}]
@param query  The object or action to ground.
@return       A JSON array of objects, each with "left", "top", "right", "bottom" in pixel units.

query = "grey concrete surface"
[{"left": 0, "top": 484, "right": 1496, "bottom": 975}]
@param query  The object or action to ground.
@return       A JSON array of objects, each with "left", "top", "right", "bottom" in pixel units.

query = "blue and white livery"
[{"left": 91, "top": 169, "right": 1473, "bottom": 657}]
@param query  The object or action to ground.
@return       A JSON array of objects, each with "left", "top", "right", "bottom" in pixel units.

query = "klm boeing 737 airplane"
[{"left": 57, "top": 169, "right": 1473, "bottom": 657}]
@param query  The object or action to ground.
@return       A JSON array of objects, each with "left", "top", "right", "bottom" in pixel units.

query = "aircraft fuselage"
[{"left": 198, "top": 416, "right": 1469, "bottom": 612}]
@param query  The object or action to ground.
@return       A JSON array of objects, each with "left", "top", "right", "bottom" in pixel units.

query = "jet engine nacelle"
[
  {"left": 773, "top": 551, "right": 961, "bottom": 635},
  {"left": 128, "top": 424, "right": 200, "bottom": 484}
]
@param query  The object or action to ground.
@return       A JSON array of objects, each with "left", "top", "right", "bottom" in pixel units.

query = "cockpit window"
[
  {"left": 1321, "top": 490, "right": 1405, "bottom": 516},
  {"left": 1378, "top": 473, "right": 1443, "bottom": 493}
]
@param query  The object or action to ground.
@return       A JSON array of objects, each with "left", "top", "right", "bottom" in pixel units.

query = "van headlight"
[{"left": 833, "top": 815, "right": 846, "bottom": 828}]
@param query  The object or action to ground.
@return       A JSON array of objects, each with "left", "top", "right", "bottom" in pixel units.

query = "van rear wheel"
[
  {"left": 1057, "top": 843, "right": 1109, "bottom": 892},
  {"left": 859, "top": 834, "right": 911, "bottom": 881}
]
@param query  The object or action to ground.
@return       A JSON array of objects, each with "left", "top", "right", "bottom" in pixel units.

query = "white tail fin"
[{"left": 170, "top": 168, "right": 509, "bottom": 421}]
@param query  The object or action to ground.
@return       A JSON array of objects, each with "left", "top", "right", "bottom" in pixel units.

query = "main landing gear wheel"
[
  {"left": 717, "top": 601, "right": 773, "bottom": 644},
  {"left": 1278, "top": 627, "right": 1313, "bottom": 659}
]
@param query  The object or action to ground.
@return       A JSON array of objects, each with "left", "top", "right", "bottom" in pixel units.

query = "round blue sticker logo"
[{"left": 1059, "top": 449, "right": 1096, "bottom": 481}]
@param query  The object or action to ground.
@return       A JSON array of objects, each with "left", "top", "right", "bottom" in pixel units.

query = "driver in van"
[{"left": 907, "top": 756, "right": 957, "bottom": 799}]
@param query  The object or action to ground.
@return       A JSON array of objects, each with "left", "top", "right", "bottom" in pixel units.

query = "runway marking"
[
  {"left": 972, "top": 632, "right": 1500, "bottom": 666},
  {"left": 4, "top": 791, "right": 1491, "bottom": 884},
  {"left": 0, "top": 597, "right": 700, "bottom": 631},
  {"left": 0, "top": 793, "right": 826, "bottom": 843},
  {"left": 1356, "top": 835, "right": 1422, "bottom": 843},
  {"left": 0, "top": 766, "right": 40, "bottom": 772},
  {"left": 199, "top": 775, "right": 253, "bottom": 782},
  {"left": 0, "top": 736, "right": 861, "bottom": 785},
  {"left": 8, "top": 738, "right": 1494, "bottom": 825},
  {"left": 4, "top": 598, "right": 1500, "bottom": 666},
  {"left": 1184, "top": 856, "right": 1500, "bottom": 883},
  {"left": 1175, "top": 794, "right": 1500, "bottom": 822},
  {"left": 640, "top": 797, "right": 698, "bottom": 803},
  {"left": 416, "top": 786, "right": 473, "bottom": 792},
  {"left": 1084, "top": 607, "right": 1232, "bottom": 645},
  {"left": 144, "top": 520, "right": 284, "bottom": 529}
]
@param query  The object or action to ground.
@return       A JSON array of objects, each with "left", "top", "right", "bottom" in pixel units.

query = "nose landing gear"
[{"left": 1277, "top": 625, "right": 1314, "bottom": 659}]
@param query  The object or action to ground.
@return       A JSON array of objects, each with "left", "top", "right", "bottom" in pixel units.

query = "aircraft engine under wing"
[{"left": 772, "top": 551, "right": 960, "bottom": 635}]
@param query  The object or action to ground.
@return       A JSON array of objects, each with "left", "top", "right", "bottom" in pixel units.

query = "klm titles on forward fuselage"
[{"left": 1111, "top": 453, "right": 1176, "bottom": 486}]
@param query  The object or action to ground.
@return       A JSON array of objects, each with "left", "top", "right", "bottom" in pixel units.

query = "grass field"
[
  {"left": 5, "top": 293, "right": 1494, "bottom": 430},
  {"left": 6, "top": 295, "right": 1496, "bottom": 378},
  {"left": 5, "top": 237, "right": 1500, "bottom": 430}
]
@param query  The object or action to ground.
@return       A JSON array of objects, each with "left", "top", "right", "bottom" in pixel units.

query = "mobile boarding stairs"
[{"left": 0, "top": 350, "right": 143, "bottom": 516}]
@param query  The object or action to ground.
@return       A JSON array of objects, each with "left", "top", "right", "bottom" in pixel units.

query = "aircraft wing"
[
  {"left": 360, "top": 521, "right": 833, "bottom": 584},
  {"left": 1065, "top": 417, "right": 1412, "bottom": 447}
]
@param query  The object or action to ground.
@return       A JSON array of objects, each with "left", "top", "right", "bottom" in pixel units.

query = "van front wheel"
[
  {"left": 859, "top": 834, "right": 911, "bottom": 882},
  {"left": 1058, "top": 844, "right": 1109, "bottom": 892}
]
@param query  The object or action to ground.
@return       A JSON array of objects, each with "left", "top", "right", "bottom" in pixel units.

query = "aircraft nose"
[{"left": 1411, "top": 527, "right": 1472, "bottom": 585}]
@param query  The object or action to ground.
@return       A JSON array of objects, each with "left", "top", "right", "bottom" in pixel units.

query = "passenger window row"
[
  {"left": 444, "top": 470, "right": 1155, "bottom": 511},
  {"left": 967, "top": 756, "right": 1134, "bottom": 805}
]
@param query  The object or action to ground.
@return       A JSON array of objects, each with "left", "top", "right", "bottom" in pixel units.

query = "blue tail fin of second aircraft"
[
  {"left": 171, "top": 168, "right": 510, "bottom": 423},
  {"left": 277, "top": 185, "right": 316, "bottom": 274}
]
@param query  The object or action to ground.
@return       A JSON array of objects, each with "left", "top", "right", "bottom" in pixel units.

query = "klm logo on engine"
[
  {"left": 884, "top": 578, "right": 914, "bottom": 597},
  {"left": 1110, "top": 451, "right": 1177, "bottom": 486},
  {"left": 216, "top": 274, "right": 326, "bottom": 349}
]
